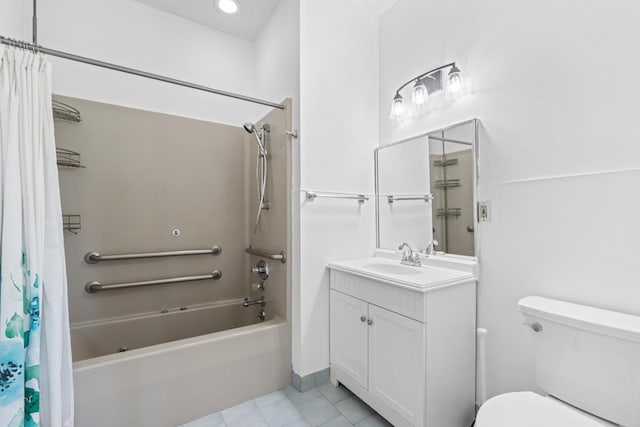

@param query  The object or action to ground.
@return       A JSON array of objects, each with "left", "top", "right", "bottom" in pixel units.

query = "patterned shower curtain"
[{"left": 0, "top": 47, "right": 74, "bottom": 426}]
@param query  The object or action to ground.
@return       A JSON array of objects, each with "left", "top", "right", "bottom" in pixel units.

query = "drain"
[{"left": 117, "top": 346, "right": 129, "bottom": 353}]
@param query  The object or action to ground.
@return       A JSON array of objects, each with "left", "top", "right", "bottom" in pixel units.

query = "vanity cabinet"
[
  {"left": 328, "top": 262, "right": 476, "bottom": 427},
  {"left": 330, "top": 290, "right": 425, "bottom": 425}
]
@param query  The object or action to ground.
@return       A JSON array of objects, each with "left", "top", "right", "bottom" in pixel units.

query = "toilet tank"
[{"left": 519, "top": 296, "right": 640, "bottom": 427}]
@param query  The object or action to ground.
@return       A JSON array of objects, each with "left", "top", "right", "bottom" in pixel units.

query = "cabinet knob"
[
  {"left": 360, "top": 316, "right": 366, "bottom": 322},
  {"left": 367, "top": 319, "right": 373, "bottom": 326}
]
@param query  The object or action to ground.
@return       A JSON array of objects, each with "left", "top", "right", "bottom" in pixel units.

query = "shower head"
[
  {"left": 243, "top": 122, "right": 266, "bottom": 154},
  {"left": 243, "top": 122, "right": 256, "bottom": 134}
]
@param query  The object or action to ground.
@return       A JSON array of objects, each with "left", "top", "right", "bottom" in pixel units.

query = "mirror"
[{"left": 375, "top": 119, "right": 478, "bottom": 257}]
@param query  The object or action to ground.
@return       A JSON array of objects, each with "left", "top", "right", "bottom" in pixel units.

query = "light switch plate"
[{"left": 478, "top": 201, "right": 491, "bottom": 222}]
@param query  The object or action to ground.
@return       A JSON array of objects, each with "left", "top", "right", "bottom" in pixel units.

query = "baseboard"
[{"left": 291, "top": 367, "right": 330, "bottom": 392}]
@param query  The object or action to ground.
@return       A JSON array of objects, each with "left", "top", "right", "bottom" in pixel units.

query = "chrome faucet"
[
  {"left": 423, "top": 239, "right": 439, "bottom": 256},
  {"left": 398, "top": 242, "right": 421, "bottom": 266}
]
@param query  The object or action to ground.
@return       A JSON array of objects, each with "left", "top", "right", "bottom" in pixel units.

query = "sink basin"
[
  {"left": 328, "top": 257, "right": 476, "bottom": 290},
  {"left": 361, "top": 263, "right": 422, "bottom": 275}
]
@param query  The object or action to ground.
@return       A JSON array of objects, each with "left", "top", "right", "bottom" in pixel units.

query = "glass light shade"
[
  {"left": 446, "top": 65, "right": 465, "bottom": 99},
  {"left": 412, "top": 79, "right": 428, "bottom": 107},
  {"left": 389, "top": 93, "right": 405, "bottom": 120}
]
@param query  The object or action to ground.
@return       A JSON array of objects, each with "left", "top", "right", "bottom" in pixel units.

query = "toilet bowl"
[{"left": 475, "top": 392, "right": 615, "bottom": 427}]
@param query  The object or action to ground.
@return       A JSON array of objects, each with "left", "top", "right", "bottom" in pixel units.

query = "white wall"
[
  {"left": 1, "top": 0, "right": 263, "bottom": 125},
  {"left": 0, "top": 0, "right": 25, "bottom": 38},
  {"left": 255, "top": 0, "right": 300, "bottom": 126},
  {"left": 294, "top": 0, "right": 380, "bottom": 376},
  {"left": 380, "top": 0, "right": 640, "bottom": 399}
]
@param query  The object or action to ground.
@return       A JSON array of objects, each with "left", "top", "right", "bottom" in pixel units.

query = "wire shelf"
[
  {"left": 56, "top": 148, "right": 86, "bottom": 168},
  {"left": 53, "top": 100, "right": 81, "bottom": 123},
  {"left": 62, "top": 214, "right": 81, "bottom": 234}
]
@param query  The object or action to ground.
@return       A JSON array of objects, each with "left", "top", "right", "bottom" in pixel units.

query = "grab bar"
[
  {"left": 304, "top": 191, "right": 369, "bottom": 203},
  {"left": 245, "top": 245, "right": 287, "bottom": 263},
  {"left": 85, "top": 270, "right": 222, "bottom": 293},
  {"left": 387, "top": 194, "right": 434, "bottom": 204},
  {"left": 84, "top": 245, "right": 222, "bottom": 264}
]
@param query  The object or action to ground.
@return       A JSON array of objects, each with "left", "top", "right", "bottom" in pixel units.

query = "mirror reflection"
[{"left": 376, "top": 119, "right": 477, "bottom": 257}]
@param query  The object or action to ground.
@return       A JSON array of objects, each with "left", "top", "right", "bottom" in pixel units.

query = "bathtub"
[{"left": 71, "top": 298, "right": 290, "bottom": 427}]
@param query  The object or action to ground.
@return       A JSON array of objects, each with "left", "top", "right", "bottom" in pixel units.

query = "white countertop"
[{"left": 328, "top": 256, "right": 476, "bottom": 291}]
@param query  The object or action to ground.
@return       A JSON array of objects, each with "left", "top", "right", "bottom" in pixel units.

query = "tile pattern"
[{"left": 181, "top": 384, "right": 392, "bottom": 427}]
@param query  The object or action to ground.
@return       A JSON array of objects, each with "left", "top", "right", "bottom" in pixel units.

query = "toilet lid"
[{"left": 475, "top": 392, "right": 613, "bottom": 427}]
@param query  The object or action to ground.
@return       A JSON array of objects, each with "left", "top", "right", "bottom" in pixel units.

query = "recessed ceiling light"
[{"left": 216, "top": 0, "right": 241, "bottom": 14}]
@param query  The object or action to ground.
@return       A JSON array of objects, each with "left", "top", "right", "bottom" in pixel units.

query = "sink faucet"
[
  {"left": 423, "top": 239, "right": 439, "bottom": 256},
  {"left": 398, "top": 242, "right": 421, "bottom": 266}
]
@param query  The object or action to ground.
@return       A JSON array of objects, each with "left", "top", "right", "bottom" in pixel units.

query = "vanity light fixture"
[
  {"left": 216, "top": 0, "right": 241, "bottom": 14},
  {"left": 389, "top": 62, "right": 466, "bottom": 120}
]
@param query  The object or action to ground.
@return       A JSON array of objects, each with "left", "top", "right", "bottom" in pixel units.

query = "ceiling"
[{"left": 133, "top": 0, "right": 283, "bottom": 41}]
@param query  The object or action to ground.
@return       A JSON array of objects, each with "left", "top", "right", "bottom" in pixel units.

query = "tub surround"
[
  {"left": 56, "top": 95, "right": 248, "bottom": 324},
  {"left": 56, "top": 95, "right": 294, "bottom": 425},
  {"left": 328, "top": 255, "right": 477, "bottom": 427}
]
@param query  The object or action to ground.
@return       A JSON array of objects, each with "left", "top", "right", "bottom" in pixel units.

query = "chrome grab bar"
[
  {"left": 85, "top": 270, "right": 222, "bottom": 293},
  {"left": 84, "top": 245, "right": 222, "bottom": 264},
  {"left": 387, "top": 194, "right": 433, "bottom": 204},
  {"left": 243, "top": 296, "right": 266, "bottom": 307},
  {"left": 245, "top": 246, "right": 287, "bottom": 263},
  {"left": 304, "top": 191, "right": 369, "bottom": 203}
]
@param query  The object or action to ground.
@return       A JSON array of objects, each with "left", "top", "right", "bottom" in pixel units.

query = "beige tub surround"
[
  {"left": 56, "top": 95, "right": 248, "bottom": 323},
  {"left": 55, "top": 95, "right": 294, "bottom": 425}
]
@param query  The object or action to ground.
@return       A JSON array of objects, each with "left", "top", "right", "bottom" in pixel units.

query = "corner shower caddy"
[{"left": 53, "top": 99, "right": 82, "bottom": 123}]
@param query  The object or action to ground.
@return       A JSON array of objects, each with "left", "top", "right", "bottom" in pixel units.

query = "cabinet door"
[
  {"left": 368, "top": 305, "right": 425, "bottom": 426},
  {"left": 330, "top": 290, "right": 369, "bottom": 388}
]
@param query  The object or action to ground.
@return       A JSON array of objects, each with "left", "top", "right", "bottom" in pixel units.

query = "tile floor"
[{"left": 181, "top": 382, "right": 392, "bottom": 427}]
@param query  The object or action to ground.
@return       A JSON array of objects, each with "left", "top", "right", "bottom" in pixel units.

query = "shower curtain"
[{"left": 0, "top": 47, "right": 74, "bottom": 426}]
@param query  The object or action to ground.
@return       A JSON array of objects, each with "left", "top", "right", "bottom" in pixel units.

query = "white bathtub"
[{"left": 71, "top": 299, "right": 290, "bottom": 427}]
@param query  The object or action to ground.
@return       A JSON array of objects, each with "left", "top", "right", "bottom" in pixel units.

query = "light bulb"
[
  {"left": 412, "top": 79, "right": 428, "bottom": 107},
  {"left": 389, "top": 92, "right": 405, "bottom": 120},
  {"left": 216, "top": 0, "right": 240, "bottom": 14},
  {"left": 446, "top": 64, "right": 465, "bottom": 99}
]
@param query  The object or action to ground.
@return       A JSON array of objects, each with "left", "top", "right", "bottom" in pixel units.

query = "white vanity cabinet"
[
  {"left": 328, "top": 258, "right": 476, "bottom": 427},
  {"left": 329, "top": 290, "right": 371, "bottom": 388},
  {"left": 330, "top": 290, "right": 425, "bottom": 425}
]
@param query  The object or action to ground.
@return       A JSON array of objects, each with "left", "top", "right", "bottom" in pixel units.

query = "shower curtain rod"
[{"left": 0, "top": 35, "right": 285, "bottom": 110}]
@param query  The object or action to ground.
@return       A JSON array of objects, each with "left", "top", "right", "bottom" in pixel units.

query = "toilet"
[{"left": 475, "top": 296, "right": 640, "bottom": 427}]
